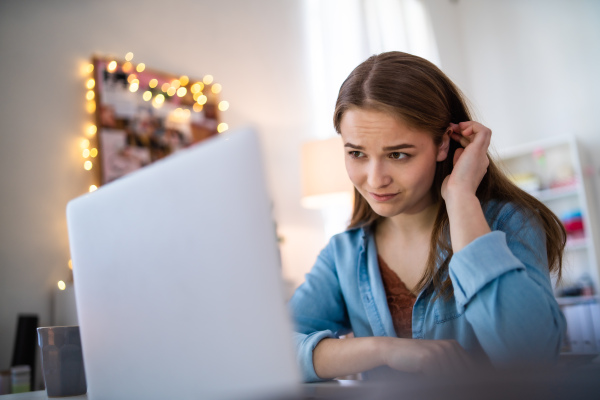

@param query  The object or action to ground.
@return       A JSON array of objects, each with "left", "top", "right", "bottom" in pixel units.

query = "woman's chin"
[{"left": 368, "top": 203, "right": 402, "bottom": 218}]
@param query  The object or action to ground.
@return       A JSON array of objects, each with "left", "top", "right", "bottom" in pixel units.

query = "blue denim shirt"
[{"left": 289, "top": 201, "right": 566, "bottom": 382}]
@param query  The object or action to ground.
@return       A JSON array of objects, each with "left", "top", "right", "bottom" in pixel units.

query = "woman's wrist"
[
  {"left": 375, "top": 336, "right": 395, "bottom": 368},
  {"left": 442, "top": 188, "right": 479, "bottom": 210},
  {"left": 444, "top": 192, "right": 491, "bottom": 253}
]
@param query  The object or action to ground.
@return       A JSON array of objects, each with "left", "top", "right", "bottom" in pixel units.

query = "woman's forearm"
[
  {"left": 313, "top": 336, "right": 476, "bottom": 378},
  {"left": 312, "top": 337, "right": 387, "bottom": 379},
  {"left": 445, "top": 193, "right": 491, "bottom": 253}
]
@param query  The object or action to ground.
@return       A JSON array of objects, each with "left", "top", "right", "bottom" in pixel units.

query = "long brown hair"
[{"left": 333, "top": 51, "right": 565, "bottom": 297}]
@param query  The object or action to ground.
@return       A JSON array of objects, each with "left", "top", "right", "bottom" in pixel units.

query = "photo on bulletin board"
[{"left": 91, "top": 56, "right": 222, "bottom": 185}]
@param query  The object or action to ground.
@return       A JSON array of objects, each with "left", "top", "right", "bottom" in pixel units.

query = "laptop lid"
[{"left": 67, "top": 128, "right": 300, "bottom": 400}]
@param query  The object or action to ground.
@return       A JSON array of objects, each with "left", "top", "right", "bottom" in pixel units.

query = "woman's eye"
[
  {"left": 389, "top": 152, "right": 407, "bottom": 160},
  {"left": 349, "top": 151, "right": 364, "bottom": 158}
]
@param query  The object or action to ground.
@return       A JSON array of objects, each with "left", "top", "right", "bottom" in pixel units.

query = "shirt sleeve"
[
  {"left": 448, "top": 204, "right": 566, "bottom": 367},
  {"left": 288, "top": 241, "right": 352, "bottom": 382}
]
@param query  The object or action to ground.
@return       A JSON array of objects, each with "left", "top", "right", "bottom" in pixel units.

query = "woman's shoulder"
[
  {"left": 482, "top": 198, "right": 543, "bottom": 233},
  {"left": 327, "top": 225, "right": 368, "bottom": 248},
  {"left": 318, "top": 225, "right": 372, "bottom": 262}
]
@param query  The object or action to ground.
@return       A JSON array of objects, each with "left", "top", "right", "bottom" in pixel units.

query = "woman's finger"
[{"left": 450, "top": 132, "right": 470, "bottom": 148}]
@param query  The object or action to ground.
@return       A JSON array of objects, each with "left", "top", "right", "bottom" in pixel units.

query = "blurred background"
[{"left": 1, "top": 0, "right": 600, "bottom": 390}]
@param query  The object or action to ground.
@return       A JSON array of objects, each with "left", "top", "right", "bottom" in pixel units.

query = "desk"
[
  {"left": 0, "top": 381, "right": 359, "bottom": 400},
  {"left": 2, "top": 368, "right": 600, "bottom": 400},
  {"left": 0, "top": 392, "right": 85, "bottom": 400}
]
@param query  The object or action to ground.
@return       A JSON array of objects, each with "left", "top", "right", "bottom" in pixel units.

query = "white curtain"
[{"left": 302, "top": 0, "right": 441, "bottom": 140}]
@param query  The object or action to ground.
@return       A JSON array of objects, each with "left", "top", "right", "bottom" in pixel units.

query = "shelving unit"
[{"left": 497, "top": 135, "right": 600, "bottom": 354}]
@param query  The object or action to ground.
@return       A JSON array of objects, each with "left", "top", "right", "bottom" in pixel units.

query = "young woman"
[{"left": 289, "top": 51, "right": 566, "bottom": 381}]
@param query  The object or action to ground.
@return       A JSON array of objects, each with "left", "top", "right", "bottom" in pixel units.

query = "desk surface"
[
  {"left": 0, "top": 392, "right": 86, "bottom": 400},
  {"left": 3, "top": 366, "right": 600, "bottom": 400},
  {"left": 0, "top": 381, "right": 358, "bottom": 400}
]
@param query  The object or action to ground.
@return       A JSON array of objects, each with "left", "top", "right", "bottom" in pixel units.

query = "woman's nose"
[{"left": 367, "top": 161, "right": 392, "bottom": 189}]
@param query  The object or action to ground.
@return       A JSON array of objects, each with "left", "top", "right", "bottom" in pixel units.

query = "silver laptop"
[{"left": 67, "top": 128, "right": 301, "bottom": 400}]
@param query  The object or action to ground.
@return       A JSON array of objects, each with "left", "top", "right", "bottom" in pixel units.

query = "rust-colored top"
[{"left": 378, "top": 255, "right": 417, "bottom": 338}]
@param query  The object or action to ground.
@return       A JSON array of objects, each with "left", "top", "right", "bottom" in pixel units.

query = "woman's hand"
[
  {"left": 441, "top": 121, "right": 492, "bottom": 252},
  {"left": 380, "top": 337, "right": 476, "bottom": 376},
  {"left": 441, "top": 121, "right": 491, "bottom": 204}
]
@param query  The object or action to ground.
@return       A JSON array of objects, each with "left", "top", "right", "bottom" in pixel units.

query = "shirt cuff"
[
  {"left": 449, "top": 231, "right": 525, "bottom": 309},
  {"left": 293, "top": 330, "right": 337, "bottom": 382}
]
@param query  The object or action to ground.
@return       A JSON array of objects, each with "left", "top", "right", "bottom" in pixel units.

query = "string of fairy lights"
[{"left": 59, "top": 52, "right": 229, "bottom": 291}]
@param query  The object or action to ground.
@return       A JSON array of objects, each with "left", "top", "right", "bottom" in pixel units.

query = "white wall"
[
  {"left": 427, "top": 0, "right": 600, "bottom": 152},
  {"left": 0, "top": 0, "right": 327, "bottom": 373}
]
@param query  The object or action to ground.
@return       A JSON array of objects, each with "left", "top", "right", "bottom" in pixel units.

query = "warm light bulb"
[
  {"left": 218, "top": 101, "right": 229, "bottom": 111},
  {"left": 179, "top": 76, "right": 190, "bottom": 86},
  {"left": 81, "top": 139, "right": 90, "bottom": 149},
  {"left": 167, "top": 87, "right": 176, "bottom": 96},
  {"left": 211, "top": 83, "right": 222, "bottom": 94},
  {"left": 84, "top": 161, "right": 93, "bottom": 170},
  {"left": 217, "top": 123, "right": 229, "bottom": 133},
  {"left": 149, "top": 79, "right": 158, "bottom": 88},
  {"left": 89, "top": 185, "right": 98, "bottom": 192},
  {"left": 86, "top": 64, "right": 94, "bottom": 74},
  {"left": 176, "top": 87, "right": 187, "bottom": 97},
  {"left": 197, "top": 95, "right": 207, "bottom": 105},
  {"left": 129, "top": 82, "right": 139, "bottom": 92},
  {"left": 122, "top": 62, "right": 132, "bottom": 72},
  {"left": 143, "top": 91, "right": 152, "bottom": 101},
  {"left": 83, "top": 149, "right": 90, "bottom": 158},
  {"left": 136, "top": 63, "right": 146, "bottom": 72},
  {"left": 193, "top": 92, "right": 202, "bottom": 101},
  {"left": 125, "top": 52, "right": 134, "bottom": 61},
  {"left": 161, "top": 83, "right": 170, "bottom": 92},
  {"left": 86, "top": 79, "right": 95, "bottom": 89},
  {"left": 86, "top": 101, "right": 96, "bottom": 113},
  {"left": 190, "top": 83, "right": 201, "bottom": 94},
  {"left": 127, "top": 74, "right": 137, "bottom": 83},
  {"left": 86, "top": 90, "right": 95, "bottom": 101},
  {"left": 68, "top": 259, "right": 73, "bottom": 270},
  {"left": 193, "top": 103, "right": 203, "bottom": 112},
  {"left": 171, "top": 79, "right": 181, "bottom": 89},
  {"left": 87, "top": 124, "right": 97, "bottom": 136},
  {"left": 90, "top": 148, "right": 98, "bottom": 158},
  {"left": 155, "top": 94, "right": 165, "bottom": 104},
  {"left": 58, "top": 281, "right": 66, "bottom": 291},
  {"left": 107, "top": 61, "right": 117, "bottom": 72},
  {"left": 203, "top": 75, "right": 214, "bottom": 85}
]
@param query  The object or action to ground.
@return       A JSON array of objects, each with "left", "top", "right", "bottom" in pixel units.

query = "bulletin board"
[{"left": 90, "top": 57, "right": 223, "bottom": 184}]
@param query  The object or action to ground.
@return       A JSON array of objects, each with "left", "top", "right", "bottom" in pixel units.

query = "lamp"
[
  {"left": 301, "top": 136, "right": 354, "bottom": 209},
  {"left": 301, "top": 136, "right": 354, "bottom": 237}
]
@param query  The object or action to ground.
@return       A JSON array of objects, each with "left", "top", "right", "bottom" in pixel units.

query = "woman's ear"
[{"left": 436, "top": 128, "right": 451, "bottom": 162}]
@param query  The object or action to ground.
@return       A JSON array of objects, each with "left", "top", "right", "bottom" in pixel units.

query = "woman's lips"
[{"left": 369, "top": 192, "right": 399, "bottom": 202}]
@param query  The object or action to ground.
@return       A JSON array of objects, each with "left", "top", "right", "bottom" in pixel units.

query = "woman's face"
[{"left": 340, "top": 107, "right": 449, "bottom": 218}]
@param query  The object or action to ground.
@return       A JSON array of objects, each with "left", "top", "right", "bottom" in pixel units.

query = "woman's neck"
[{"left": 379, "top": 201, "right": 440, "bottom": 240}]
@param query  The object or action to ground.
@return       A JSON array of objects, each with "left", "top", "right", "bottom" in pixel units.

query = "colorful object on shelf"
[
  {"left": 549, "top": 164, "right": 577, "bottom": 189},
  {"left": 561, "top": 209, "right": 584, "bottom": 237},
  {"left": 532, "top": 146, "right": 546, "bottom": 167},
  {"left": 508, "top": 172, "right": 541, "bottom": 192}
]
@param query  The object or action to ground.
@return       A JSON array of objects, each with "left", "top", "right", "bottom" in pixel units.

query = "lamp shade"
[{"left": 301, "top": 136, "right": 354, "bottom": 209}]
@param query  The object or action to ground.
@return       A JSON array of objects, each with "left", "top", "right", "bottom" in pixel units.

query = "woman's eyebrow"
[
  {"left": 344, "top": 142, "right": 364, "bottom": 149},
  {"left": 382, "top": 144, "right": 416, "bottom": 151},
  {"left": 344, "top": 142, "right": 416, "bottom": 151}
]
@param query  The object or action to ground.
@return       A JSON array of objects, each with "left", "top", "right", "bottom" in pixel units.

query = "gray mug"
[{"left": 37, "top": 326, "right": 87, "bottom": 397}]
